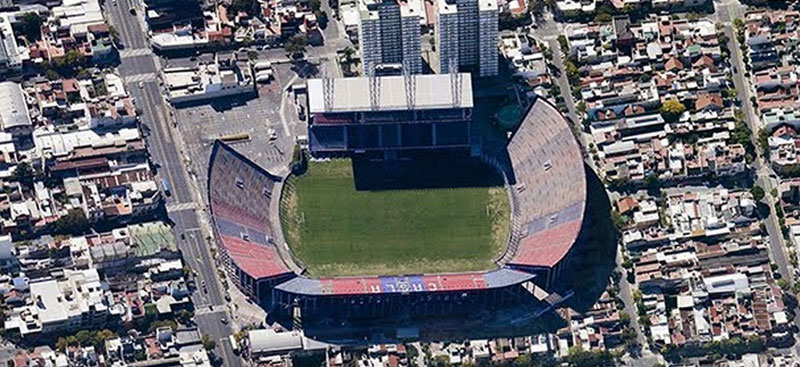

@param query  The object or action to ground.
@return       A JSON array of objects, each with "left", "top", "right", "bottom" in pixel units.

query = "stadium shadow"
[
  {"left": 560, "top": 164, "right": 619, "bottom": 312},
  {"left": 351, "top": 153, "right": 506, "bottom": 191},
  {"left": 296, "top": 291, "right": 570, "bottom": 344}
]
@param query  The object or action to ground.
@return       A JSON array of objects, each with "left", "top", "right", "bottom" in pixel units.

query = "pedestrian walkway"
[
  {"left": 167, "top": 201, "right": 198, "bottom": 212},
  {"left": 119, "top": 48, "right": 153, "bottom": 58},
  {"left": 125, "top": 72, "right": 158, "bottom": 84}
]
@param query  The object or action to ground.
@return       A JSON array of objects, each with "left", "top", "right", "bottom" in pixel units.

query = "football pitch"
[{"left": 280, "top": 159, "right": 510, "bottom": 277}]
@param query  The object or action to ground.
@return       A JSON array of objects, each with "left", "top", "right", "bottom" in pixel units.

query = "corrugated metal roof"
[{"left": 307, "top": 73, "right": 473, "bottom": 113}]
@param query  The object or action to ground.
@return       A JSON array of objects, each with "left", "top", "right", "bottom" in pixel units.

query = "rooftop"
[{"left": 307, "top": 73, "right": 474, "bottom": 113}]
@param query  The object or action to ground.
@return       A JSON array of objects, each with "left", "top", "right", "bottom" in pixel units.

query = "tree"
[
  {"left": 50, "top": 208, "right": 90, "bottom": 236},
  {"left": 619, "top": 310, "right": 631, "bottom": 325},
  {"left": 108, "top": 25, "right": 120, "bottom": 44},
  {"left": 201, "top": 334, "right": 217, "bottom": 351},
  {"left": 594, "top": 12, "right": 612, "bottom": 23},
  {"left": 92, "top": 329, "right": 116, "bottom": 349},
  {"left": 228, "top": 0, "right": 257, "bottom": 16},
  {"left": 13, "top": 162, "right": 36, "bottom": 189},
  {"left": 610, "top": 210, "right": 628, "bottom": 230},
  {"left": 309, "top": 0, "right": 321, "bottom": 12},
  {"left": 75, "top": 330, "right": 92, "bottom": 346},
  {"left": 733, "top": 18, "right": 745, "bottom": 31},
  {"left": 284, "top": 34, "right": 308, "bottom": 57},
  {"left": 564, "top": 60, "right": 580, "bottom": 86},
  {"left": 557, "top": 35, "right": 569, "bottom": 55},
  {"left": 660, "top": 99, "right": 686, "bottom": 123},
  {"left": 751, "top": 185, "right": 765, "bottom": 202},
  {"left": 566, "top": 347, "right": 615, "bottom": 367},
  {"left": 17, "top": 13, "right": 42, "bottom": 43},
  {"left": 177, "top": 309, "right": 194, "bottom": 324},
  {"left": 777, "top": 278, "right": 790, "bottom": 291}
]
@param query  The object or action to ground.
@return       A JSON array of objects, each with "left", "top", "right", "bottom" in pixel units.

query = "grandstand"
[
  {"left": 502, "top": 98, "right": 587, "bottom": 287},
  {"left": 273, "top": 270, "right": 536, "bottom": 319},
  {"left": 306, "top": 73, "right": 473, "bottom": 155},
  {"left": 207, "top": 142, "right": 293, "bottom": 302},
  {"left": 206, "top": 95, "right": 587, "bottom": 325}
]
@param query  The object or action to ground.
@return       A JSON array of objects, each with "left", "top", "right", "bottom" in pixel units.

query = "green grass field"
[{"left": 280, "top": 159, "right": 509, "bottom": 277}]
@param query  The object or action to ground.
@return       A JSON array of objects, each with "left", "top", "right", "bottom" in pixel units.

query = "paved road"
[
  {"left": 106, "top": 1, "right": 242, "bottom": 365},
  {"left": 716, "top": 0, "right": 800, "bottom": 356}
]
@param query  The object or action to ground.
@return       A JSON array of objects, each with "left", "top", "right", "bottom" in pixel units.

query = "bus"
[
  {"left": 228, "top": 335, "right": 239, "bottom": 354},
  {"left": 161, "top": 178, "right": 171, "bottom": 197}
]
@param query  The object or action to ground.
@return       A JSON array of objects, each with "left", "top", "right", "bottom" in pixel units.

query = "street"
[{"left": 106, "top": 1, "right": 243, "bottom": 365}]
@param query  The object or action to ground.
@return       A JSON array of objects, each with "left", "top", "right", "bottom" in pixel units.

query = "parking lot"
[{"left": 171, "top": 60, "right": 315, "bottom": 195}]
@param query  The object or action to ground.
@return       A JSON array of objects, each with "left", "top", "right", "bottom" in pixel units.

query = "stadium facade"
[
  {"left": 207, "top": 76, "right": 587, "bottom": 324},
  {"left": 306, "top": 73, "right": 473, "bottom": 156}
]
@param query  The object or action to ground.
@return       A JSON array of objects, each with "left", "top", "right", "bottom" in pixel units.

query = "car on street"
[
  {"left": 129, "top": 6, "right": 136, "bottom": 14},
  {"left": 220, "top": 317, "right": 228, "bottom": 324}
]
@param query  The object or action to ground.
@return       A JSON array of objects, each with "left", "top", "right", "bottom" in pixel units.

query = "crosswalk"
[
  {"left": 166, "top": 201, "right": 198, "bottom": 212},
  {"left": 119, "top": 48, "right": 153, "bottom": 58},
  {"left": 125, "top": 72, "right": 158, "bottom": 84}
]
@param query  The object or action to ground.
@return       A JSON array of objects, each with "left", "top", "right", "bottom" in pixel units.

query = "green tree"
[
  {"left": 309, "top": 0, "right": 321, "bottom": 12},
  {"left": 660, "top": 99, "right": 686, "bottom": 123},
  {"left": 13, "top": 162, "right": 36, "bottom": 189},
  {"left": 201, "top": 334, "right": 217, "bottom": 351},
  {"left": 75, "top": 330, "right": 92, "bottom": 346},
  {"left": 50, "top": 208, "right": 91, "bottom": 236},
  {"left": 610, "top": 210, "right": 628, "bottom": 230},
  {"left": 594, "top": 12, "right": 612, "bottom": 23},
  {"left": 565, "top": 60, "right": 580, "bottom": 86},
  {"left": 751, "top": 185, "right": 765, "bottom": 202},
  {"left": 284, "top": 34, "right": 308, "bottom": 56},
  {"left": 228, "top": 0, "right": 257, "bottom": 16},
  {"left": 777, "top": 278, "right": 790, "bottom": 291},
  {"left": 92, "top": 329, "right": 116, "bottom": 349},
  {"left": 176, "top": 309, "right": 194, "bottom": 324},
  {"left": 17, "top": 13, "right": 42, "bottom": 43},
  {"left": 566, "top": 347, "right": 615, "bottom": 367},
  {"left": 557, "top": 35, "right": 569, "bottom": 55}
]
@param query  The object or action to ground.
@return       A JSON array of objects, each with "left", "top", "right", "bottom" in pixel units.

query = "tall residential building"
[
  {"left": 436, "top": 0, "right": 460, "bottom": 74},
  {"left": 435, "top": 0, "right": 498, "bottom": 76},
  {"left": 478, "top": 0, "right": 498, "bottom": 77},
  {"left": 358, "top": 0, "right": 422, "bottom": 75}
]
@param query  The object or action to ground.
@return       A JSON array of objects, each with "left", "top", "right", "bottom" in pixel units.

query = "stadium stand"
[
  {"left": 208, "top": 141, "right": 293, "bottom": 302},
  {"left": 273, "top": 269, "right": 537, "bottom": 319},
  {"left": 504, "top": 97, "right": 587, "bottom": 286}
]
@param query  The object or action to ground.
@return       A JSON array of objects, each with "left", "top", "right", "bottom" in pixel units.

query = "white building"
[
  {"left": 0, "top": 81, "right": 32, "bottom": 137},
  {"left": 4, "top": 269, "right": 115, "bottom": 336},
  {"left": 164, "top": 56, "right": 253, "bottom": 104}
]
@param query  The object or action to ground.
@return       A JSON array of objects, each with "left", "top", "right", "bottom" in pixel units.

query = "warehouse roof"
[
  {"left": 0, "top": 82, "right": 31, "bottom": 131},
  {"left": 248, "top": 329, "right": 303, "bottom": 355},
  {"left": 307, "top": 73, "right": 473, "bottom": 113}
]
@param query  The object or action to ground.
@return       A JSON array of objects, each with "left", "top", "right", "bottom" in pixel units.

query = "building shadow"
[
  {"left": 350, "top": 152, "right": 505, "bottom": 191},
  {"left": 559, "top": 164, "right": 619, "bottom": 313}
]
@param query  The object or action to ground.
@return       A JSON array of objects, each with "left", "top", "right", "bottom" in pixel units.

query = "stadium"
[{"left": 206, "top": 73, "right": 588, "bottom": 328}]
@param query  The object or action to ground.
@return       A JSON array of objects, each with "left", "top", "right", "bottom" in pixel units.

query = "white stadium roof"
[{"left": 308, "top": 73, "right": 473, "bottom": 113}]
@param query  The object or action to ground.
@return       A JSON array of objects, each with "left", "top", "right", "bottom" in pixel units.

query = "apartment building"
[
  {"left": 358, "top": 0, "right": 422, "bottom": 74},
  {"left": 435, "top": 0, "right": 498, "bottom": 76}
]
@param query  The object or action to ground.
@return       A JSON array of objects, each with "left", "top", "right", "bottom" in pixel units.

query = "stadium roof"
[
  {"left": 274, "top": 269, "right": 534, "bottom": 296},
  {"left": 307, "top": 73, "right": 474, "bottom": 114}
]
